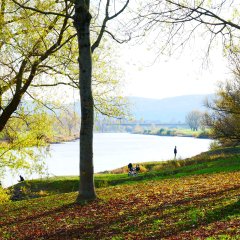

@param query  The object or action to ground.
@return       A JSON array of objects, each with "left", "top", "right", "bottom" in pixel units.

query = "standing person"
[{"left": 174, "top": 146, "right": 177, "bottom": 158}]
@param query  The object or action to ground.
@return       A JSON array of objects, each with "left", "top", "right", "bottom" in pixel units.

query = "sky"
[
  {"left": 112, "top": 0, "right": 236, "bottom": 100},
  {"left": 32, "top": 18, "right": 232, "bottom": 103},
  {"left": 117, "top": 40, "right": 230, "bottom": 100},
  {"left": 37, "top": 38, "right": 231, "bottom": 104}
]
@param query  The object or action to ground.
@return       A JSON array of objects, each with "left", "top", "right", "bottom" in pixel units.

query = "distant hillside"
[
  {"left": 129, "top": 94, "right": 213, "bottom": 122},
  {"left": 21, "top": 94, "right": 213, "bottom": 123}
]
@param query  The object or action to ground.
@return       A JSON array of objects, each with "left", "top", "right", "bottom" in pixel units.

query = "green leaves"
[{"left": 0, "top": 105, "right": 54, "bottom": 177}]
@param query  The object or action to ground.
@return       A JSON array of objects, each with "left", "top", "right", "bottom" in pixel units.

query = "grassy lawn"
[{"left": 1, "top": 147, "right": 240, "bottom": 239}]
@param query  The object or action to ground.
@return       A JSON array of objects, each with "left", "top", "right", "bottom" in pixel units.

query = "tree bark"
[{"left": 74, "top": 0, "right": 96, "bottom": 201}]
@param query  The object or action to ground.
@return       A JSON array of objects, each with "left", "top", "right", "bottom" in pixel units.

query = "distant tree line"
[{"left": 185, "top": 110, "right": 204, "bottom": 131}]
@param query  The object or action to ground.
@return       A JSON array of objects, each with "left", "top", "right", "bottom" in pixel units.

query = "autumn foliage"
[{"left": 0, "top": 171, "right": 239, "bottom": 239}]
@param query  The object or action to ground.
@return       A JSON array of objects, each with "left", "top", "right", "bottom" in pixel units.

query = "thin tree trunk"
[{"left": 74, "top": 0, "right": 96, "bottom": 201}]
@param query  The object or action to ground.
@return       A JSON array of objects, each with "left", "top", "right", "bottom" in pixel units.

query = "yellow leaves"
[
  {"left": 118, "top": 211, "right": 125, "bottom": 216},
  {"left": 1, "top": 171, "right": 240, "bottom": 239},
  {"left": 0, "top": 187, "right": 10, "bottom": 204}
]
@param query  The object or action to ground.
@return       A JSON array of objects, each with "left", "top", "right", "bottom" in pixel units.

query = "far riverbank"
[{"left": 134, "top": 128, "right": 211, "bottom": 139}]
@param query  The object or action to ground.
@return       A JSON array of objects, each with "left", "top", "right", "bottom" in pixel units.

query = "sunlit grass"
[
  {"left": 9, "top": 146, "right": 240, "bottom": 200},
  {"left": 1, "top": 171, "right": 240, "bottom": 239},
  {"left": 2, "top": 146, "right": 239, "bottom": 239}
]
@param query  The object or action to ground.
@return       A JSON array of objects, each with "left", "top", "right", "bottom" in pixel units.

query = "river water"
[{"left": 3, "top": 133, "right": 212, "bottom": 187}]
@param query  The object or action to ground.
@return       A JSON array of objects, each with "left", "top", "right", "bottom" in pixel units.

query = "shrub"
[
  {"left": 139, "top": 165, "right": 148, "bottom": 173},
  {"left": 197, "top": 130, "right": 210, "bottom": 138},
  {"left": 209, "top": 141, "right": 221, "bottom": 150},
  {"left": 166, "top": 130, "right": 172, "bottom": 135},
  {"left": 152, "top": 164, "right": 164, "bottom": 171},
  {"left": 0, "top": 187, "right": 10, "bottom": 204},
  {"left": 158, "top": 128, "right": 165, "bottom": 135}
]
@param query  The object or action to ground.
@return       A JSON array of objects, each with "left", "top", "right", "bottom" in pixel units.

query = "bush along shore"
[
  {"left": 0, "top": 146, "right": 239, "bottom": 239},
  {"left": 135, "top": 127, "right": 211, "bottom": 139}
]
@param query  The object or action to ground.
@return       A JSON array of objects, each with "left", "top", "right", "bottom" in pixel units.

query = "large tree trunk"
[
  {"left": 0, "top": 96, "right": 21, "bottom": 131},
  {"left": 74, "top": 0, "right": 96, "bottom": 201}
]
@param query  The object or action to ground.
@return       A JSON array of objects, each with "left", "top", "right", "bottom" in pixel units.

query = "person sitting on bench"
[{"left": 128, "top": 163, "right": 133, "bottom": 172}]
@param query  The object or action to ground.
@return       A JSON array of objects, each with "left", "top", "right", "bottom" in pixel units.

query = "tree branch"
[
  {"left": 11, "top": 0, "right": 73, "bottom": 18},
  {"left": 91, "top": 0, "right": 130, "bottom": 53}
]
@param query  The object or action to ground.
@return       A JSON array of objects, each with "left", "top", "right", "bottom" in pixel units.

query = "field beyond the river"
[{"left": 1, "top": 147, "right": 240, "bottom": 239}]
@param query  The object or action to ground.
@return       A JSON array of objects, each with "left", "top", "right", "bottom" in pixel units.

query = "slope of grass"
[
  {"left": 10, "top": 146, "right": 240, "bottom": 200},
  {"left": 2, "top": 146, "right": 239, "bottom": 239},
  {"left": 1, "top": 171, "right": 240, "bottom": 239}
]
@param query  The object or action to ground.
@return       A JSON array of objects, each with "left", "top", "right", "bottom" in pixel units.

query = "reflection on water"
[{"left": 3, "top": 133, "right": 212, "bottom": 187}]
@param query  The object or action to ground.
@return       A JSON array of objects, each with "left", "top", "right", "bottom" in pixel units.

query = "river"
[{"left": 3, "top": 133, "right": 212, "bottom": 187}]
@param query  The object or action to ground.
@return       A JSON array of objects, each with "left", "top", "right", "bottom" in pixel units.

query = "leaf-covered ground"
[{"left": 1, "top": 171, "right": 240, "bottom": 239}]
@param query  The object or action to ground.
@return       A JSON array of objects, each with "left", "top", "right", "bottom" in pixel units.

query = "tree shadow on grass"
[
  {"left": 32, "top": 188, "right": 240, "bottom": 240},
  {"left": 155, "top": 196, "right": 240, "bottom": 239},
  {"left": 0, "top": 200, "right": 92, "bottom": 228},
  {"left": 1, "top": 185, "right": 239, "bottom": 239},
  {"left": 204, "top": 198, "right": 240, "bottom": 223}
]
